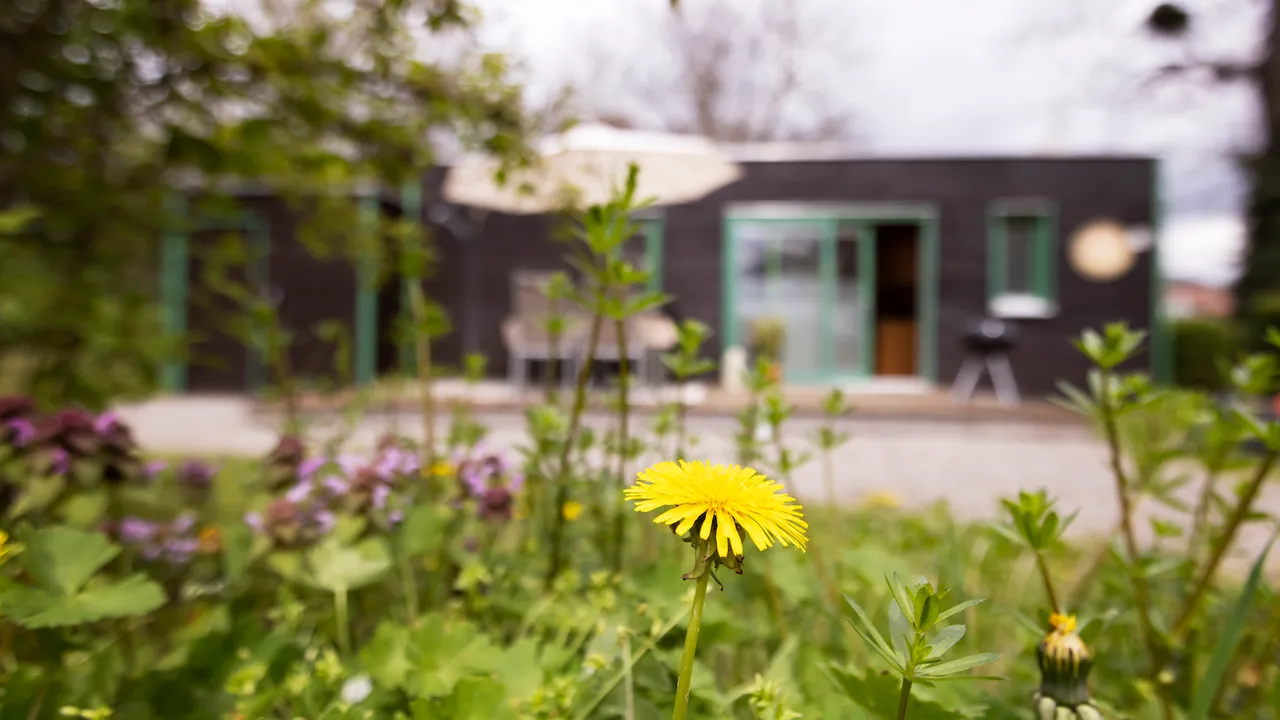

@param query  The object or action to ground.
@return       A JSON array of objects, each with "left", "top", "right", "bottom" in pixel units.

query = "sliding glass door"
[{"left": 725, "top": 217, "right": 874, "bottom": 381}]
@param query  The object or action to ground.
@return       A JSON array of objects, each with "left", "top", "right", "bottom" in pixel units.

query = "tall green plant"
[{"left": 543, "top": 165, "right": 668, "bottom": 587}]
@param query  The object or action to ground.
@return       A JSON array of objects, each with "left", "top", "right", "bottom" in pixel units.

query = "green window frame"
[
  {"left": 632, "top": 209, "right": 665, "bottom": 292},
  {"left": 986, "top": 199, "right": 1057, "bottom": 303}
]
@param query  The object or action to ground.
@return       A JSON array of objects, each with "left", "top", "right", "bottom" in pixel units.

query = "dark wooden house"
[{"left": 164, "top": 152, "right": 1168, "bottom": 399}]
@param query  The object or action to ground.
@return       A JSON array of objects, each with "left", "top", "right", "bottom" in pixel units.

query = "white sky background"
[{"left": 473, "top": 0, "right": 1267, "bottom": 286}]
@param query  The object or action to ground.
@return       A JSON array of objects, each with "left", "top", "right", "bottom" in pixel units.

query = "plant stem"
[
  {"left": 545, "top": 297, "right": 561, "bottom": 404},
  {"left": 1173, "top": 448, "right": 1279, "bottom": 638},
  {"left": 1185, "top": 423, "right": 1231, "bottom": 571},
  {"left": 407, "top": 281, "right": 437, "bottom": 477},
  {"left": 895, "top": 677, "right": 913, "bottom": 720},
  {"left": 400, "top": 551, "right": 419, "bottom": 621},
  {"left": 673, "top": 567, "right": 711, "bottom": 720},
  {"left": 612, "top": 317, "right": 631, "bottom": 574},
  {"left": 334, "top": 589, "right": 351, "bottom": 658},
  {"left": 1033, "top": 549, "right": 1061, "bottom": 614},
  {"left": 545, "top": 309, "right": 604, "bottom": 589},
  {"left": 1097, "top": 369, "right": 1171, "bottom": 720},
  {"left": 622, "top": 633, "right": 637, "bottom": 720}
]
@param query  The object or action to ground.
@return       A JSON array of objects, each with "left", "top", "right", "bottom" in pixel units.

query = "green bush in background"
[{"left": 1173, "top": 317, "right": 1243, "bottom": 389}]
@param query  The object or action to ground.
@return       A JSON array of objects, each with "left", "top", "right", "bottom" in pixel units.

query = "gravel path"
[{"left": 115, "top": 397, "right": 1280, "bottom": 570}]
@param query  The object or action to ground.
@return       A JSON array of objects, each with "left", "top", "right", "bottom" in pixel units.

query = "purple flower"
[
  {"left": 118, "top": 518, "right": 157, "bottom": 543},
  {"left": 6, "top": 418, "right": 35, "bottom": 448},
  {"left": 321, "top": 475, "right": 350, "bottom": 497},
  {"left": 298, "top": 457, "right": 325, "bottom": 480},
  {"left": 388, "top": 510, "right": 404, "bottom": 525},
  {"left": 245, "top": 512, "right": 263, "bottom": 531},
  {"left": 93, "top": 412, "right": 120, "bottom": 435},
  {"left": 312, "top": 509, "right": 336, "bottom": 534},
  {"left": 176, "top": 459, "right": 215, "bottom": 492},
  {"left": 165, "top": 537, "right": 199, "bottom": 564},
  {"left": 143, "top": 459, "right": 168, "bottom": 480},
  {"left": 462, "top": 468, "right": 487, "bottom": 498},
  {"left": 376, "top": 448, "right": 419, "bottom": 478},
  {"left": 48, "top": 447, "right": 71, "bottom": 476},
  {"left": 285, "top": 481, "right": 314, "bottom": 504},
  {"left": 172, "top": 513, "right": 196, "bottom": 535},
  {"left": 371, "top": 484, "right": 390, "bottom": 510}
]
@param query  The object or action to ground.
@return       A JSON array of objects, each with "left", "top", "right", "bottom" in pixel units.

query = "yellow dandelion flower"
[
  {"left": 561, "top": 501, "right": 584, "bottom": 522},
  {"left": 625, "top": 460, "right": 808, "bottom": 559}
]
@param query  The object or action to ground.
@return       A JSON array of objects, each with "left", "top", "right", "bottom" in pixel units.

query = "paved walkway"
[{"left": 115, "top": 397, "right": 1280, "bottom": 570}]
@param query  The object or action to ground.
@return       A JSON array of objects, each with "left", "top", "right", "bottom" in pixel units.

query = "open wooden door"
[{"left": 874, "top": 224, "right": 919, "bottom": 376}]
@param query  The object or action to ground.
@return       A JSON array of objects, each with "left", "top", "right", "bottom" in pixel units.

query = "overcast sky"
[{"left": 473, "top": 0, "right": 1266, "bottom": 285}]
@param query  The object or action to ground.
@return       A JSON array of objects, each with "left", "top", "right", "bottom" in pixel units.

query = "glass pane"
[
  {"left": 833, "top": 222, "right": 862, "bottom": 373},
  {"left": 734, "top": 221, "right": 824, "bottom": 376},
  {"left": 1005, "top": 216, "right": 1037, "bottom": 294}
]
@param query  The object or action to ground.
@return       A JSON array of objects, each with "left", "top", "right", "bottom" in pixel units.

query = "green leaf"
[
  {"left": 842, "top": 594, "right": 904, "bottom": 672},
  {"left": 0, "top": 527, "right": 166, "bottom": 628},
  {"left": 221, "top": 521, "right": 255, "bottom": 586},
  {"left": 925, "top": 625, "right": 966, "bottom": 661},
  {"left": 21, "top": 526, "right": 119, "bottom": 594},
  {"left": 361, "top": 620, "right": 414, "bottom": 690},
  {"left": 888, "top": 600, "right": 913, "bottom": 662},
  {"left": 399, "top": 505, "right": 447, "bottom": 557},
  {"left": 937, "top": 598, "right": 985, "bottom": 623},
  {"left": 305, "top": 536, "right": 392, "bottom": 594},
  {"left": 1188, "top": 533, "right": 1276, "bottom": 720},
  {"left": 913, "top": 652, "right": 1001, "bottom": 680},
  {"left": 825, "top": 666, "right": 970, "bottom": 720},
  {"left": 887, "top": 573, "right": 917, "bottom": 627}
]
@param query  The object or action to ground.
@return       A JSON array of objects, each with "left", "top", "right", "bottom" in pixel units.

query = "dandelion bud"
[{"left": 1034, "top": 614, "right": 1102, "bottom": 718}]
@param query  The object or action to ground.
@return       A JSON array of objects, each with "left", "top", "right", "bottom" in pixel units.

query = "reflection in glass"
[
  {"left": 833, "top": 222, "right": 862, "bottom": 373},
  {"left": 734, "top": 221, "right": 823, "bottom": 376}
]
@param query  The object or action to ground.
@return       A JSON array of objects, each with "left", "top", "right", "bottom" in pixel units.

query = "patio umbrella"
[{"left": 441, "top": 122, "right": 743, "bottom": 212}]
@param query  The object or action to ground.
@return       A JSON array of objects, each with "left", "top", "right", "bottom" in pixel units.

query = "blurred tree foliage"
[
  {"left": 0, "top": 0, "right": 532, "bottom": 409},
  {"left": 1145, "top": 3, "right": 1280, "bottom": 353}
]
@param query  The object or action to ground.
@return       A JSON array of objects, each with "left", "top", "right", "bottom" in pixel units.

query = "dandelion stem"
[
  {"left": 895, "top": 677, "right": 913, "bottom": 720},
  {"left": 612, "top": 316, "right": 631, "bottom": 574},
  {"left": 672, "top": 567, "right": 711, "bottom": 720}
]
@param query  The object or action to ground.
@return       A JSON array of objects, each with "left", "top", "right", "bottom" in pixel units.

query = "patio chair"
[
  {"left": 502, "top": 271, "right": 588, "bottom": 393},
  {"left": 633, "top": 312, "right": 679, "bottom": 387},
  {"left": 588, "top": 314, "right": 650, "bottom": 389}
]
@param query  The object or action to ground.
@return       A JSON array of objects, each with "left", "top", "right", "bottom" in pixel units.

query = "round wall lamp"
[{"left": 1068, "top": 220, "right": 1137, "bottom": 282}]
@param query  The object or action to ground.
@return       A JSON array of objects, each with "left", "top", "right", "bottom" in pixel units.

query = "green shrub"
[{"left": 1173, "top": 318, "right": 1243, "bottom": 389}]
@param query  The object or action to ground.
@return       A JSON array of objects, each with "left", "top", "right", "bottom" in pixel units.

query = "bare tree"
[{"left": 565, "top": 0, "right": 861, "bottom": 143}]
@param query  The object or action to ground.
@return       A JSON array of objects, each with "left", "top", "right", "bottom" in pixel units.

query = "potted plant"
[{"left": 747, "top": 316, "right": 786, "bottom": 379}]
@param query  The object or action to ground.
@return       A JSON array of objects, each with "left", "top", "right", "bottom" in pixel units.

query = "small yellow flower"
[
  {"left": 197, "top": 527, "right": 222, "bottom": 554},
  {"left": 625, "top": 460, "right": 808, "bottom": 559},
  {"left": 0, "top": 529, "right": 18, "bottom": 564},
  {"left": 858, "top": 489, "right": 901, "bottom": 511},
  {"left": 424, "top": 461, "right": 455, "bottom": 479},
  {"left": 561, "top": 501, "right": 584, "bottom": 522}
]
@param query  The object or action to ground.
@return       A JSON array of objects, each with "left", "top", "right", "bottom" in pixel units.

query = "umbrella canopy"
[{"left": 441, "top": 123, "right": 743, "bottom": 214}]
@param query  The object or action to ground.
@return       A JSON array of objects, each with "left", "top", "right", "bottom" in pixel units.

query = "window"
[
  {"left": 986, "top": 200, "right": 1056, "bottom": 317},
  {"left": 629, "top": 211, "right": 664, "bottom": 292}
]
